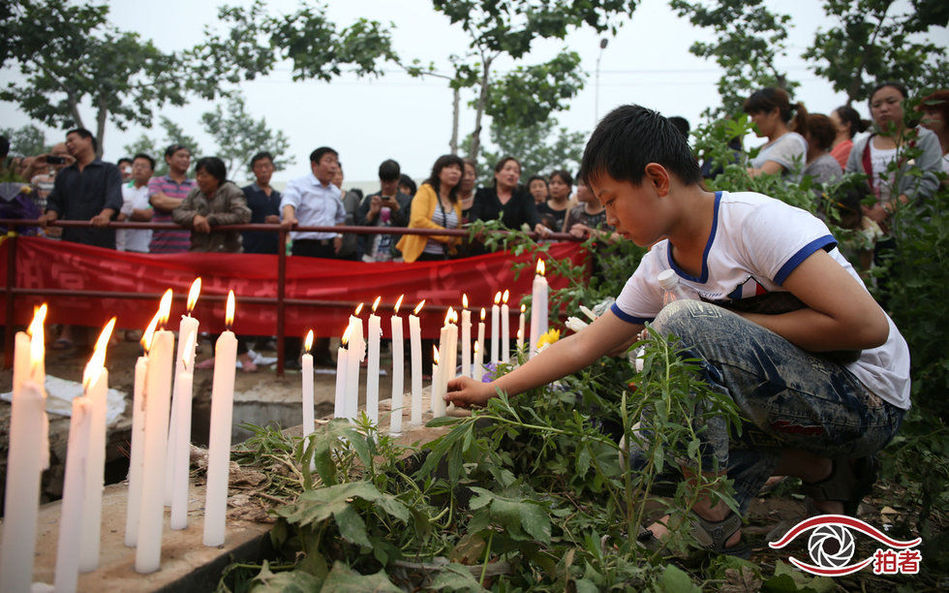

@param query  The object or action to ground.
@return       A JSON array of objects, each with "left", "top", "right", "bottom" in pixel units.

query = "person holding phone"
[{"left": 357, "top": 158, "right": 412, "bottom": 261}]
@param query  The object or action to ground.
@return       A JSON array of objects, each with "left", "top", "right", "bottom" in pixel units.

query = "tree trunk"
[
  {"left": 95, "top": 95, "right": 107, "bottom": 159},
  {"left": 449, "top": 86, "right": 460, "bottom": 155},
  {"left": 469, "top": 54, "right": 493, "bottom": 161}
]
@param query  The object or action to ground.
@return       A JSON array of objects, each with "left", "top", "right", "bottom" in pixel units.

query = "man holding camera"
[{"left": 356, "top": 159, "right": 412, "bottom": 262}]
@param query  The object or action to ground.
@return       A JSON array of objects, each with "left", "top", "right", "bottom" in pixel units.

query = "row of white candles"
[
  {"left": 0, "top": 259, "right": 550, "bottom": 591},
  {"left": 316, "top": 258, "right": 549, "bottom": 433},
  {"left": 0, "top": 278, "right": 244, "bottom": 592}
]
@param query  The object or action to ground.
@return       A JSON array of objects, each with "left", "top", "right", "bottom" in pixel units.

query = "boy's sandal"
[
  {"left": 636, "top": 512, "right": 750, "bottom": 559},
  {"left": 800, "top": 456, "right": 878, "bottom": 516}
]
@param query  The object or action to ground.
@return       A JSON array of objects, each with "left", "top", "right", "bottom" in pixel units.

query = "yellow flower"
[{"left": 536, "top": 328, "right": 560, "bottom": 350}]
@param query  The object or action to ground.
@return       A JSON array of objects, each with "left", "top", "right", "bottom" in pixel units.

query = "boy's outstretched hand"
[{"left": 445, "top": 376, "right": 496, "bottom": 409}]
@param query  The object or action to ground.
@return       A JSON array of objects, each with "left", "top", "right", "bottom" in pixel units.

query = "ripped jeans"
[{"left": 630, "top": 299, "right": 905, "bottom": 512}]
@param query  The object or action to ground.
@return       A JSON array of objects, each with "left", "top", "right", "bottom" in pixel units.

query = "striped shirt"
[{"left": 148, "top": 175, "right": 195, "bottom": 253}]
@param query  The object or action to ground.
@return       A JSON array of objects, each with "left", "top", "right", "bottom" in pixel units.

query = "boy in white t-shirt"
[{"left": 446, "top": 104, "right": 909, "bottom": 556}]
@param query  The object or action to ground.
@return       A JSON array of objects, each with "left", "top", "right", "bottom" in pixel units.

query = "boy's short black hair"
[
  {"left": 195, "top": 156, "right": 227, "bottom": 184},
  {"left": 668, "top": 116, "right": 691, "bottom": 137},
  {"left": 132, "top": 153, "right": 155, "bottom": 170},
  {"left": 580, "top": 104, "right": 701, "bottom": 186},
  {"left": 117, "top": 157, "right": 132, "bottom": 167},
  {"left": 398, "top": 174, "right": 417, "bottom": 196},
  {"left": 378, "top": 159, "right": 400, "bottom": 182}
]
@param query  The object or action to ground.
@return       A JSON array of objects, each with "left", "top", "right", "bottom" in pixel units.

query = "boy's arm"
[
  {"left": 742, "top": 249, "right": 889, "bottom": 351},
  {"left": 446, "top": 310, "right": 642, "bottom": 408}
]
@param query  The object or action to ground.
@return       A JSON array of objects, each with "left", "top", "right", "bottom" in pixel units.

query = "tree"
[
  {"left": 474, "top": 117, "right": 587, "bottom": 182},
  {"left": 200, "top": 93, "right": 293, "bottom": 182},
  {"left": 0, "top": 124, "right": 47, "bottom": 156},
  {"left": 431, "top": 0, "right": 638, "bottom": 159},
  {"left": 803, "top": 0, "right": 949, "bottom": 105},
  {"left": 0, "top": 0, "right": 190, "bottom": 157},
  {"left": 669, "top": 0, "right": 795, "bottom": 118},
  {"left": 122, "top": 117, "right": 203, "bottom": 177},
  {"left": 187, "top": 1, "right": 397, "bottom": 100}
]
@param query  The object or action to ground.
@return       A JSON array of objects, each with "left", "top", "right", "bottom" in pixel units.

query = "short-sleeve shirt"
[
  {"left": 802, "top": 153, "right": 843, "bottom": 186},
  {"left": 148, "top": 175, "right": 195, "bottom": 253},
  {"left": 241, "top": 183, "right": 282, "bottom": 254},
  {"left": 750, "top": 132, "right": 808, "bottom": 181},
  {"left": 563, "top": 204, "right": 611, "bottom": 234},
  {"left": 611, "top": 191, "right": 910, "bottom": 410},
  {"left": 117, "top": 183, "right": 152, "bottom": 252},
  {"left": 279, "top": 173, "right": 345, "bottom": 240}
]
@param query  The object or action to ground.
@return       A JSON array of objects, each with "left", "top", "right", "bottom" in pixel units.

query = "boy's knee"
[{"left": 653, "top": 299, "right": 720, "bottom": 334}]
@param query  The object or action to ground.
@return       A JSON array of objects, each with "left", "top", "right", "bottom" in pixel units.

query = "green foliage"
[
  {"left": 669, "top": 0, "right": 795, "bottom": 117},
  {"left": 484, "top": 50, "right": 586, "bottom": 130},
  {"left": 188, "top": 1, "right": 397, "bottom": 98},
  {"left": 0, "top": 124, "right": 47, "bottom": 156},
  {"left": 802, "top": 0, "right": 949, "bottom": 105},
  {"left": 0, "top": 0, "right": 188, "bottom": 156},
  {"left": 474, "top": 116, "right": 587, "bottom": 181},
  {"left": 122, "top": 117, "right": 202, "bottom": 177},
  {"left": 200, "top": 93, "right": 294, "bottom": 182}
]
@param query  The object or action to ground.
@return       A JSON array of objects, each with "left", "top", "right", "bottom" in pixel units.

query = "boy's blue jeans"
[{"left": 634, "top": 299, "right": 905, "bottom": 512}]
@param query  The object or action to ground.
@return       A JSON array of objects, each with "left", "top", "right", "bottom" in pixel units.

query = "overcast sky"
[{"left": 1, "top": 0, "right": 946, "bottom": 184}]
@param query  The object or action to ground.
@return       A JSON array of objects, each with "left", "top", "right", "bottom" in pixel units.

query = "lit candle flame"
[
  {"left": 141, "top": 310, "right": 161, "bottom": 354},
  {"left": 502, "top": 289, "right": 509, "bottom": 304},
  {"left": 536, "top": 259, "right": 546, "bottom": 276},
  {"left": 452, "top": 309, "right": 459, "bottom": 323},
  {"left": 371, "top": 296, "right": 382, "bottom": 313},
  {"left": 494, "top": 291, "right": 501, "bottom": 305},
  {"left": 341, "top": 324, "right": 351, "bottom": 347},
  {"left": 413, "top": 300, "right": 426, "bottom": 315},
  {"left": 83, "top": 317, "right": 116, "bottom": 389},
  {"left": 28, "top": 304, "right": 48, "bottom": 366},
  {"left": 474, "top": 340, "right": 480, "bottom": 354},
  {"left": 462, "top": 293, "right": 469, "bottom": 309},
  {"left": 445, "top": 307, "right": 454, "bottom": 326},
  {"left": 304, "top": 329, "right": 314, "bottom": 353},
  {"left": 480, "top": 307, "right": 486, "bottom": 321},
  {"left": 158, "top": 288, "right": 173, "bottom": 327},
  {"left": 520, "top": 304, "right": 526, "bottom": 313},
  {"left": 187, "top": 277, "right": 202, "bottom": 313},
  {"left": 394, "top": 294, "right": 404, "bottom": 314},
  {"left": 433, "top": 346, "right": 440, "bottom": 365},
  {"left": 181, "top": 331, "right": 197, "bottom": 370},
  {"left": 354, "top": 302, "right": 364, "bottom": 316},
  {"left": 225, "top": 290, "right": 235, "bottom": 329},
  {"left": 517, "top": 327, "right": 523, "bottom": 340}
]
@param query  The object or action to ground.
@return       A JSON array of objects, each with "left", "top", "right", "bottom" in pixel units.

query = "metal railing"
[{"left": 1, "top": 218, "right": 579, "bottom": 373}]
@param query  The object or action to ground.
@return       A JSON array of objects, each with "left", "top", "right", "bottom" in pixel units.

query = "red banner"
[{"left": 1, "top": 236, "right": 585, "bottom": 339}]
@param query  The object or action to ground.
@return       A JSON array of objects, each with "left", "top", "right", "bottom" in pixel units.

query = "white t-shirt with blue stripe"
[{"left": 611, "top": 191, "right": 910, "bottom": 410}]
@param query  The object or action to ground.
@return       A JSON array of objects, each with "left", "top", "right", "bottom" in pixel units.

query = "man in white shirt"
[
  {"left": 281, "top": 146, "right": 345, "bottom": 258},
  {"left": 116, "top": 153, "right": 155, "bottom": 253},
  {"left": 280, "top": 146, "right": 346, "bottom": 367}
]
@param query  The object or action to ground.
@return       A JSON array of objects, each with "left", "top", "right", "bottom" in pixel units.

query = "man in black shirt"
[
  {"left": 241, "top": 151, "right": 282, "bottom": 254},
  {"left": 38, "top": 128, "right": 123, "bottom": 248}
]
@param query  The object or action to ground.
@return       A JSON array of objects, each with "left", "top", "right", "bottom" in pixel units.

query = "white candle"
[
  {"left": 334, "top": 326, "right": 349, "bottom": 419},
  {"left": 473, "top": 340, "right": 484, "bottom": 382},
  {"left": 431, "top": 345, "right": 442, "bottom": 419},
  {"left": 490, "top": 291, "right": 501, "bottom": 363},
  {"left": 169, "top": 330, "right": 196, "bottom": 531},
  {"left": 517, "top": 304, "right": 526, "bottom": 354},
  {"left": 203, "top": 291, "right": 238, "bottom": 547},
  {"left": 409, "top": 301, "right": 424, "bottom": 427},
  {"left": 390, "top": 295, "right": 405, "bottom": 435},
  {"left": 125, "top": 354, "right": 147, "bottom": 547},
  {"left": 302, "top": 330, "right": 315, "bottom": 437},
  {"left": 80, "top": 318, "right": 116, "bottom": 572},
  {"left": 529, "top": 260, "right": 549, "bottom": 357},
  {"left": 460, "top": 294, "right": 471, "bottom": 377},
  {"left": 135, "top": 323, "right": 174, "bottom": 573},
  {"left": 345, "top": 309, "right": 364, "bottom": 421},
  {"left": 166, "top": 311, "right": 199, "bottom": 507},
  {"left": 501, "top": 290, "right": 510, "bottom": 363},
  {"left": 366, "top": 297, "right": 382, "bottom": 425},
  {"left": 0, "top": 306, "right": 49, "bottom": 593},
  {"left": 476, "top": 308, "right": 485, "bottom": 379},
  {"left": 433, "top": 316, "right": 450, "bottom": 418},
  {"left": 53, "top": 396, "right": 92, "bottom": 593}
]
